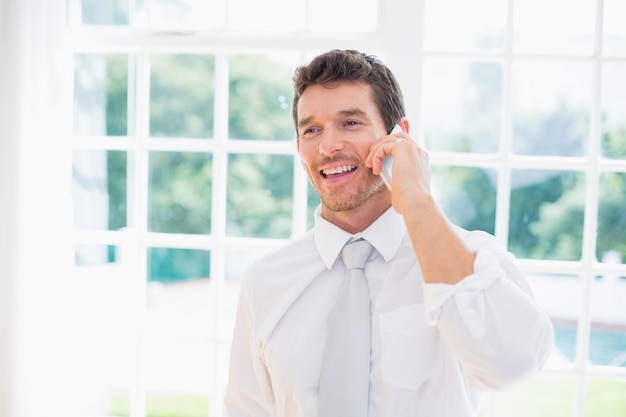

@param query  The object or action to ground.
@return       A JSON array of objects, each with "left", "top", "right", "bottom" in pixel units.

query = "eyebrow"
[{"left": 298, "top": 108, "right": 369, "bottom": 130}]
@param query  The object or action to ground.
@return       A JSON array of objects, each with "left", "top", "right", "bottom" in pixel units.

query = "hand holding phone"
[{"left": 380, "top": 124, "right": 403, "bottom": 190}]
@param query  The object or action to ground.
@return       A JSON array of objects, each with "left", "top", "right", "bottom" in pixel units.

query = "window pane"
[
  {"left": 585, "top": 377, "right": 626, "bottom": 415},
  {"left": 148, "top": 247, "right": 211, "bottom": 283},
  {"left": 143, "top": 340, "right": 212, "bottom": 417},
  {"left": 150, "top": 54, "right": 215, "bottom": 139},
  {"left": 513, "top": 0, "right": 595, "bottom": 55},
  {"left": 590, "top": 275, "right": 626, "bottom": 368},
  {"left": 512, "top": 61, "right": 591, "bottom": 156},
  {"left": 488, "top": 374, "right": 576, "bottom": 416},
  {"left": 147, "top": 248, "right": 211, "bottom": 338},
  {"left": 307, "top": 182, "right": 320, "bottom": 231},
  {"left": 601, "top": 63, "right": 626, "bottom": 159},
  {"left": 148, "top": 152, "right": 212, "bottom": 234},
  {"left": 509, "top": 169, "right": 585, "bottom": 260},
  {"left": 75, "top": 260, "right": 135, "bottom": 417},
  {"left": 423, "top": 59, "right": 502, "bottom": 153},
  {"left": 225, "top": 250, "right": 268, "bottom": 281},
  {"left": 75, "top": 244, "right": 118, "bottom": 266},
  {"left": 73, "top": 150, "right": 128, "bottom": 231},
  {"left": 308, "top": 0, "right": 376, "bottom": 32},
  {"left": 424, "top": 0, "right": 507, "bottom": 51},
  {"left": 228, "top": 0, "right": 304, "bottom": 31},
  {"left": 528, "top": 273, "right": 582, "bottom": 367},
  {"left": 432, "top": 166, "right": 497, "bottom": 234},
  {"left": 229, "top": 53, "right": 297, "bottom": 141},
  {"left": 597, "top": 172, "right": 626, "bottom": 263},
  {"left": 227, "top": 154, "right": 294, "bottom": 238},
  {"left": 604, "top": 0, "right": 626, "bottom": 56},
  {"left": 151, "top": 0, "right": 225, "bottom": 30},
  {"left": 74, "top": 54, "right": 129, "bottom": 136},
  {"left": 80, "top": 0, "right": 129, "bottom": 25}
]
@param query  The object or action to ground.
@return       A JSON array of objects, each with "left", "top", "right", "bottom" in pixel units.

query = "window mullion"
[{"left": 129, "top": 47, "right": 151, "bottom": 417}]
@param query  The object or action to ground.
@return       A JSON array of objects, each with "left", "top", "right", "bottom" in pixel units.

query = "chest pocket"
[{"left": 379, "top": 303, "right": 441, "bottom": 390}]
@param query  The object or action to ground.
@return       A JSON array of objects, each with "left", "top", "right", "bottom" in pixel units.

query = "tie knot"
[{"left": 341, "top": 239, "right": 374, "bottom": 271}]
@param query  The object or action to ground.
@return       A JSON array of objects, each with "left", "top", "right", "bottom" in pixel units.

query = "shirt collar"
[{"left": 313, "top": 205, "right": 407, "bottom": 269}]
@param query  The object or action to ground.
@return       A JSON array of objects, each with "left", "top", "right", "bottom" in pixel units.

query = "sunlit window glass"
[
  {"left": 601, "top": 63, "right": 626, "bottom": 159},
  {"left": 308, "top": 0, "right": 376, "bottom": 32},
  {"left": 146, "top": 247, "right": 212, "bottom": 337},
  {"left": 511, "top": 61, "right": 591, "bottom": 156},
  {"left": 226, "top": 250, "right": 268, "bottom": 281},
  {"left": 509, "top": 169, "right": 585, "bottom": 261},
  {"left": 513, "top": 0, "right": 595, "bottom": 55},
  {"left": 150, "top": 54, "right": 215, "bottom": 139},
  {"left": 226, "top": 153, "right": 294, "bottom": 238},
  {"left": 589, "top": 275, "right": 626, "bottom": 368},
  {"left": 597, "top": 172, "right": 626, "bottom": 263},
  {"left": 485, "top": 374, "right": 576, "bottom": 416},
  {"left": 307, "top": 182, "right": 320, "bottom": 231},
  {"left": 74, "top": 54, "right": 129, "bottom": 137},
  {"left": 423, "top": 59, "right": 502, "bottom": 153},
  {"left": 148, "top": 247, "right": 211, "bottom": 283},
  {"left": 73, "top": 150, "right": 128, "bottom": 231},
  {"left": 75, "top": 252, "right": 135, "bottom": 417},
  {"left": 142, "top": 340, "right": 212, "bottom": 416},
  {"left": 228, "top": 0, "right": 304, "bottom": 31},
  {"left": 151, "top": 0, "right": 225, "bottom": 30},
  {"left": 148, "top": 152, "right": 213, "bottom": 234},
  {"left": 432, "top": 166, "right": 497, "bottom": 234},
  {"left": 603, "top": 0, "right": 626, "bottom": 56},
  {"left": 228, "top": 53, "right": 297, "bottom": 141},
  {"left": 75, "top": 244, "right": 119, "bottom": 266},
  {"left": 584, "top": 377, "right": 626, "bottom": 414},
  {"left": 528, "top": 273, "right": 582, "bottom": 368},
  {"left": 80, "top": 0, "right": 129, "bottom": 25},
  {"left": 424, "top": 0, "right": 507, "bottom": 51}
]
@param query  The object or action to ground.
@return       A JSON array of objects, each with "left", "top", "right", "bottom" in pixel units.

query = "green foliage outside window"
[
  {"left": 150, "top": 54, "right": 216, "bottom": 139},
  {"left": 99, "top": 53, "right": 626, "bottom": 275},
  {"left": 229, "top": 54, "right": 295, "bottom": 141}
]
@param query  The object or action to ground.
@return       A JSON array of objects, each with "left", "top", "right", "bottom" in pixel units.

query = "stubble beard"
[{"left": 317, "top": 174, "right": 387, "bottom": 212}]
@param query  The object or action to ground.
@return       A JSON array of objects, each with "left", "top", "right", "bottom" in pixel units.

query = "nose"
[{"left": 318, "top": 127, "right": 344, "bottom": 156}]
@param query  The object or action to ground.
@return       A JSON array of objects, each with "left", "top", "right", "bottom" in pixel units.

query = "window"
[
  {"left": 68, "top": 0, "right": 626, "bottom": 416},
  {"left": 422, "top": 0, "right": 626, "bottom": 415}
]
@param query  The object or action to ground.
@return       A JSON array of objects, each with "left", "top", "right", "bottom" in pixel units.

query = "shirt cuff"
[{"left": 423, "top": 249, "right": 504, "bottom": 337}]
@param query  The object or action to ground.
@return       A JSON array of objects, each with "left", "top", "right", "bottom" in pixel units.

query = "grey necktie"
[{"left": 318, "top": 239, "right": 374, "bottom": 417}]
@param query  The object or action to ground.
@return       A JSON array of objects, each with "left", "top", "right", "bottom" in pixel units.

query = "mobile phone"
[{"left": 380, "top": 124, "right": 402, "bottom": 190}]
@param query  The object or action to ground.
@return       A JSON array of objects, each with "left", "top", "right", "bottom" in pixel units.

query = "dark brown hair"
[{"left": 292, "top": 49, "right": 405, "bottom": 138}]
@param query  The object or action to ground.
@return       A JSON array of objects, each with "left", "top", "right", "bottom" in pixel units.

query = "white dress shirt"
[{"left": 225, "top": 207, "right": 554, "bottom": 417}]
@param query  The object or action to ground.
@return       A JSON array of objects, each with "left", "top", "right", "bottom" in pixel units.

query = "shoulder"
[
  {"left": 240, "top": 229, "right": 322, "bottom": 290},
  {"left": 237, "top": 230, "right": 327, "bottom": 332},
  {"left": 452, "top": 225, "right": 508, "bottom": 254}
]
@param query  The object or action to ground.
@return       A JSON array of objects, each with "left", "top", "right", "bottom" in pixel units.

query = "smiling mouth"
[{"left": 321, "top": 164, "right": 357, "bottom": 177}]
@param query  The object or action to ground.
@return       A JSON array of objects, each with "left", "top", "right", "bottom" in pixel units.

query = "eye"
[
  {"left": 301, "top": 126, "right": 321, "bottom": 138},
  {"left": 344, "top": 120, "right": 361, "bottom": 128}
]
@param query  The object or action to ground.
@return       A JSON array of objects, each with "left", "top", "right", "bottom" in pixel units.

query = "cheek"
[
  {"left": 298, "top": 151, "right": 317, "bottom": 178},
  {"left": 298, "top": 144, "right": 317, "bottom": 167}
]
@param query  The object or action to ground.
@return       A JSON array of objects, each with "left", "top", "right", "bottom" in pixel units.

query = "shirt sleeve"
[
  {"left": 422, "top": 248, "right": 554, "bottom": 390},
  {"left": 224, "top": 281, "right": 275, "bottom": 417}
]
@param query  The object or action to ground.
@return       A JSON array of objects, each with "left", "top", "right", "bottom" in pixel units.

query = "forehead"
[{"left": 297, "top": 81, "right": 378, "bottom": 122}]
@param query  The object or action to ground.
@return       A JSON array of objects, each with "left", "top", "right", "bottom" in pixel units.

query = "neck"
[{"left": 321, "top": 197, "right": 391, "bottom": 234}]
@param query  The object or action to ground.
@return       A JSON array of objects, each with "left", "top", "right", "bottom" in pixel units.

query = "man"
[{"left": 225, "top": 49, "right": 553, "bottom": 416}]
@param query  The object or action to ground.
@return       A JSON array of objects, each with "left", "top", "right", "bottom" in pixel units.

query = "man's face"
[{"left": 296, "top": 81, "right": 388, "bottom": 214}]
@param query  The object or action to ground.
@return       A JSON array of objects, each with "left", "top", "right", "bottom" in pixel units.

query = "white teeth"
[{"left": 322, "top": 165, "right": 356, "bottom": 176}]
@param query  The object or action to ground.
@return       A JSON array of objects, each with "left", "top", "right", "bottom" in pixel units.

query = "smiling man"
[{"left": 224, "top": 49, "right": 554, "bottom": 417}]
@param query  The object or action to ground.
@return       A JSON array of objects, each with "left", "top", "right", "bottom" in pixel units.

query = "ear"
[{"left": 398, "top": 117, "right": 410, "bottom": 134}]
